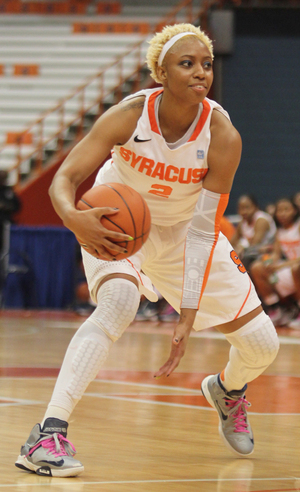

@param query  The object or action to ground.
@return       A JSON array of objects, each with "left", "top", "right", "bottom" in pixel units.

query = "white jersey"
[
  {"left": 240, "top": 211, "right": 276, "bottom": 246},
  {"left": 94, "top": 87, "right": 230, "bottom": 226},
  {"left": 84, "top": 87, "right": 261, "bottom": 330},
  {"left": 277, "top": 219, "right": 300, "bottom": 260}
]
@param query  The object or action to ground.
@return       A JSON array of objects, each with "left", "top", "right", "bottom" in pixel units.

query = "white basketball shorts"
[{"left": 81, "top": 218, "right": 261, "bottom": 331}]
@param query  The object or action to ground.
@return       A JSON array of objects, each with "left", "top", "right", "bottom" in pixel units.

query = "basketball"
[{"left": 76, "top": 182, "right": 151, "bottom": 260}]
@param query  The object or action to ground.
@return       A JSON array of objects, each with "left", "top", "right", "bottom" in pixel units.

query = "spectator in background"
[
  {"left": 0, "top": 170, "right": 21, "bottom": 250},
  {"left": 293, "top": 191, "right": 300, "bottom": 214},
  {"left": 0, "top": 170, "right": 21, "bottom": 294},
  {"left": 231, "top": 194, "right": 277, "bottom": 270},
  {"left": 265, "top": 202, "right": 276, "bottom": 219},
  {"left": 250, "top": 197, "right": 300, "bottom": 328}
]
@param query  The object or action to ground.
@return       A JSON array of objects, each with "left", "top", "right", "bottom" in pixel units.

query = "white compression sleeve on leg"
[
  {"left": 222, "top": 311, "right": 279, "bottom": 391},
  {"left": 90, "top": 278, "right": 140, "bottom": 342},
  {"left": 44, "top": 319, "right": 112, "bottom": 420},
  {"left": 44, "top": 278, "right": 140, "bottom": 421}
]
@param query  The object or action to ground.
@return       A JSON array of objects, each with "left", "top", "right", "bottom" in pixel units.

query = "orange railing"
[{"left": 1, "top": 0, "right": 223, "bottom": 190}]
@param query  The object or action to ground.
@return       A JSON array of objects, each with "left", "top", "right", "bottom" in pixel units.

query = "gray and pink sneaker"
[
  {"left": 201, "top": 374, "right": 254, "bottom": 456},
  {"left": 15, "top": 418, "right": 84, "bottom": 477}
]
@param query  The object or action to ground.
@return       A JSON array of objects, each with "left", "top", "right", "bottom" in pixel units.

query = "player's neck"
[{"left": 158, "top": 97, "right": 199, "bottom": 143}]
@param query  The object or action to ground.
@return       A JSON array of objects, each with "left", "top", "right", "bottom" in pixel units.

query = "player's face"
[
  {"left": 275, "top": 200, "right": 297, "bottom": 228},
  {"left": 293, "top": 192, "right": 300, "bottom": 211},
  {"left": 238, "top": 197, "right": 257, "bottom": 222},
  {"left": 160, "top": 38, "right": 213, "bottom": 104}
]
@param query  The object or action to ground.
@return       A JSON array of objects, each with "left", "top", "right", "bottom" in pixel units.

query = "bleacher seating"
[
  {"left": 0, "top": 26, "right": 150, "bottom": 181},
  {"left": 0, "top": 0, "right": 197, "bottom": 183}
]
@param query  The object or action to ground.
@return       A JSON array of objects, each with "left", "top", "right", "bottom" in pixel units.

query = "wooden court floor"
[{"left": 1, "top": 309, "right": 300, "bottom": 492}]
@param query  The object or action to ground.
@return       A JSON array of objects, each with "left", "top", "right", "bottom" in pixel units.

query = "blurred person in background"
[
  {"left": 250, "top": 197, "right": 300, "bottom": 328},
  {"left": 293, "top": 191, "right": 300, "bottom": 214},
  {"left": 0, "top": 170, "right": 21, "bottom": 297},
  {"left": 231, "top": 194, "right": 277, "bottom": 271},
  {"left": 0, "top": 170, "right": 21, "bottom": 250},
  {"left": 265, "top": 202, "right": 276, "bottom": 219}
]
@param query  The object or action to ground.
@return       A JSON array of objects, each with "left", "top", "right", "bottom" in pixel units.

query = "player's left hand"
[{"left": 154, "top": 309, "right": 196, "bottom": 378}]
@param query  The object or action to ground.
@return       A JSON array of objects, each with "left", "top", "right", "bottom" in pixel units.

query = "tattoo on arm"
[{"left": 120, "top": 99, "right": 145, "bottom": 112}]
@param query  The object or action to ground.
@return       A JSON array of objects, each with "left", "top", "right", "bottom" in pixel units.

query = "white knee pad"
[
  {"left": 223, "top": 311, "right": 279, "bottom": 391},
  {"left": 90, "top": 278, "right": 140, "bottom": 342}
]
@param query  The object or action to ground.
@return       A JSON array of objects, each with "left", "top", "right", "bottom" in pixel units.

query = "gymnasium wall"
[
  {"left": 15, "top": 158, "right": 101, "bottom": 226},
  {"left": 222, "top": 8, "right": 300, "bottom": 214}
]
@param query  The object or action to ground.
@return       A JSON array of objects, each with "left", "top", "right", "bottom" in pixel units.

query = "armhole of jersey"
[{"left": 212, "top": 106, "right": 231, "bottom": 121}]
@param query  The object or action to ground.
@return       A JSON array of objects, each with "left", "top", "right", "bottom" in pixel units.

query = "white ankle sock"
[{"left": 42, "top": 406, "right": 70, "bottom": 426}]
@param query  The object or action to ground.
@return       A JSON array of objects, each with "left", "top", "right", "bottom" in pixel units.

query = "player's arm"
[
  {"left": 49, "top": 97, "right": 145, "bottom": 259},
  {"left": 263, "top": 237, "right": 284, "bottom": 273},
  {"left": 249, "top": 217, "right": 270, "bottom": 246},
  {"left": 180, "top": 110, "right": 241, "bottom": 320},
  {"left": 154, "top": 110, "right": 242, "bottom": 378}
]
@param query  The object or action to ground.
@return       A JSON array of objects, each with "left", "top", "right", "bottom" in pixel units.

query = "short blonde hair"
[{"left": 146, "top": 23, "right": 214, "bottom": 83}]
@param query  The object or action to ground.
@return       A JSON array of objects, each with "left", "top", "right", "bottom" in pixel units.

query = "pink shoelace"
[
  {"left": 27, "top": 433, "right": 76, "bottom": 458},
  {"left": 225, "top": 396, "right": 250, "bottom": 433}
]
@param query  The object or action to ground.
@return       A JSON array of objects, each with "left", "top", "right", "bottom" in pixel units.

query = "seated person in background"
[
  {"left": 250, "top": 197, "right": 300, "bottom": 328},
  {"left": 293, "top": 191, "right": 300, "bottom": 214},
  {"left": 0, "top": 170, "right": 21, "bottom": 250},
  {"left": 265, "top": 202, "right": 276, "bottom": 219},
  {"left": 231, "top": 194, "right": 277, "bottom": 270},
  {"left": 0, "top": 170, "right": 21, "bottom": 292}
]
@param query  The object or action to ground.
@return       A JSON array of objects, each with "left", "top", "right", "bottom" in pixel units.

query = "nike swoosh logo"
[
  {"left": 134, "top": 135, "right": 151, "bottom": 143},
  {"left": 215, "top": 400, "right": 228, "bottom": 421},
  {"left": 40, "top": 459, "right": 64, "bottom": 467}
]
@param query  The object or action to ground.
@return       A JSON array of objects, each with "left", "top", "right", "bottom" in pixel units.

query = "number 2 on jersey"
[{"left": 148, "top": 184, "right": 173, "bottom": 198}]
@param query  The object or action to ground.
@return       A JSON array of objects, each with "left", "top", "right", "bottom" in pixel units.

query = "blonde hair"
[{"left": 146, "top": 23, "right": 214, "bottom": 83}]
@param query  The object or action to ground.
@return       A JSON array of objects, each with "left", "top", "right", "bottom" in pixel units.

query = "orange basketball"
[{"left": 76, "top": 183, "right": 151, "bottom": 260}]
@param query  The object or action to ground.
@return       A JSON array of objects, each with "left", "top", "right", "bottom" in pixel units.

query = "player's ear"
[{"left": 157, "top": 65, "right": 167, "bottom": 83}]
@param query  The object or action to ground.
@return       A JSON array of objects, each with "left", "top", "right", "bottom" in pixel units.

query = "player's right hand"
[{"left": 67, "top": 207, "right": 132, "bottom": 260}]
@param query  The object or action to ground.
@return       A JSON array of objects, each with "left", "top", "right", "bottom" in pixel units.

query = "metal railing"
[{"left": 0, "top": 0, "right": 224, "bottom": 190}]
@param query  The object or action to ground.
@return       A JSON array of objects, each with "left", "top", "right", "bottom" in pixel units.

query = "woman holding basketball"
[{"left": 16, "top": 23, "right": 279, "bottom": 477}]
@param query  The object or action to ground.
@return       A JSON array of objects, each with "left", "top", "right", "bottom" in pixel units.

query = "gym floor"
[{"left": 1, "top": 309, "right": 300, "bottom": 491}]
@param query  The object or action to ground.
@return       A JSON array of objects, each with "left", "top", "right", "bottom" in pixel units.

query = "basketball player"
[{"left": 15, "top": 23, "right": 279, "bottom": 477}]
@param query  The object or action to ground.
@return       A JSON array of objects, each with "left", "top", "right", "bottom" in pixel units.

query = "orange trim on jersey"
[
  {"left": 234, "top": 276, "right": 252, "bottom": 319},
  {"left": 148, "top": 89, "right": 164, "bottom": 134},
  {"left": 148, "top": 92, "right": 211, "bottom": 141},
  {"left": 188, "top": 99, "right": 211, "bottom": 142},
  {"left": 215, "top": 194, "right": 229, "bottom": 235},
  {"left": 126, "top": 258, "right": 144, "bottom": 285}
]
